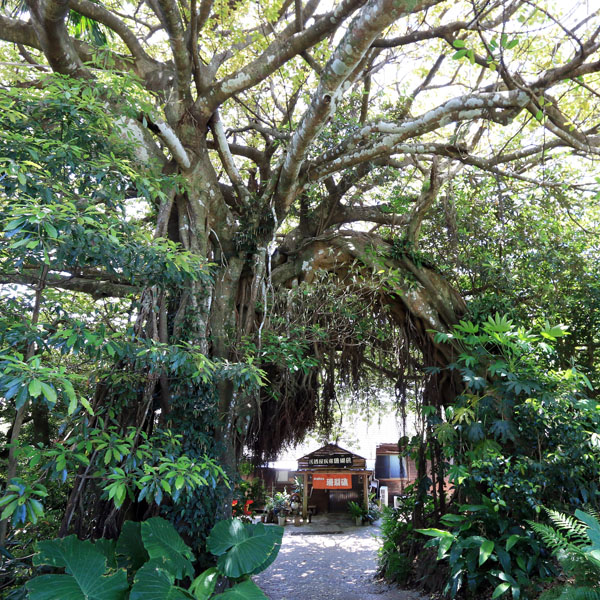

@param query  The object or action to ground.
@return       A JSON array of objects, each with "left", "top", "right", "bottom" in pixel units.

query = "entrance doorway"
[{"left": 328, "top": 489, "right": 360, "bottom": 512}]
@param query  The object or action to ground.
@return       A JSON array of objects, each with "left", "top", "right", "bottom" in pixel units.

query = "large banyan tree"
[{"left": 1, "top": 0, "right": 600, "bottom": 538}]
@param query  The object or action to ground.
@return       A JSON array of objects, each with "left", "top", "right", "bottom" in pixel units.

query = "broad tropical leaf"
[
  {"left": 207, "top": 520, "right": 283, "bottom": 579},
  {"left": 27, "top": 536, "right": 128, "bottom": 600},
  {"left": 116, "top": 521, "right": 149, "bottom": 570},
  {"left": 141, "top": 517, "right": 194, "bottom": 579},
  {"left": 129, "top": 560, "right": 191, "bottom": 600},
  {"left": 189, "top": 567, "right": 219, "bottom": 600},
  {"left": 213, "top": 579, "right": 268, "bottom": 600}
]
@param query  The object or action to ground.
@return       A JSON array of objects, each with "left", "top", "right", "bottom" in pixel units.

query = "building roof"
[{"left": 296, "top": 442, "right": 366, "bottom": 461}]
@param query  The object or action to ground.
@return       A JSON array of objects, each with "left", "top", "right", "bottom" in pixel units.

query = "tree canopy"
[{"left": 0, "top": 0, "right": 599, "bottom": 564}]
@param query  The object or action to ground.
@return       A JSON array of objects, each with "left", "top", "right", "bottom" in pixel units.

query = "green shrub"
[
  {"left": 418, "top": 496, "right": 555, "bottom": 598},
  {"left": 17, "top": 517, "right": 282, "bottom": 600},
  {"left": 347, "top": 501, "right": 366, "bottom": 520}
]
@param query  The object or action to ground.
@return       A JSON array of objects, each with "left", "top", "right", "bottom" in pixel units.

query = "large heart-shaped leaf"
[
  {"left": 207, "top": 519, "right": 249, "bottom": 556},
  {"left": 116, "top": 521, "right": 149, "bottom": 570},
  {"left": 189, "top": 567, "right": 219, "bottom": 600},
  {"left": 27, "top": 536, "right": 128, "bottom": 600},
  {"left": 129, "top": 560, "right": 191, "bottom": 600},
  {"left": 213, "top": 579, "right": 268, "bottom": 600},
  {"left": 95, "top": 539, "right": 117, "bottom": 569},
  {"left": 250, "top": 528, "right": 283, "bottom": 576},
  {"left": 141, "top": 517, "right": 194, "bottom": 579},
  {"left": 208, "top": 521, "right": 283, "bottom": 579}
]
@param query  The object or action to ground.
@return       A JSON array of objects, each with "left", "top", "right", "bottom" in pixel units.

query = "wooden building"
[
  {"left": 375, "top": 443, "right": 452, "bottom": 506},
  {"left": 295, "top": 443, "right": 372, "bottom": 518},
  {"left": 375, "top": 443, "right": 415, "bottom": 503}
]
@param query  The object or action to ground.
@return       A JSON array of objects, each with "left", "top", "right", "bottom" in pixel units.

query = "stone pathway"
[{"left": 254, "top": 515, "right": 430, "bottom": 600}]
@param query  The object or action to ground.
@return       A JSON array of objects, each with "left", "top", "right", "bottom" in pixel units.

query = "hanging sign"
[
  {"left": 308, "top": 454, "right": 353, "bottom": 467},
  {"left": 312, "top": 474, "right": 352, "bottom": 489}
]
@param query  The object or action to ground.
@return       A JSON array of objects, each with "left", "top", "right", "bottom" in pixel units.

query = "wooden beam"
[
  {"left": 363, "top": 473, "right": 369, "bottom": 509},
  {"left": 302, "top": 472, "right": 308, "bottom": 519}
]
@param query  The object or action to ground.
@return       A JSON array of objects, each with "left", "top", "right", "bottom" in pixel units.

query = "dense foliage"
[
  {"left": 379, "top": 316, "right": 600, "bottom": 598},
  {"left": 0, "top": 78, "right": 263, "bottom": 593},
  {"left": 12, "top": 516, "right": 281, "bottom": 600},
  {"left": 0, "top": 0, "right": 599, "bottom": 598}
]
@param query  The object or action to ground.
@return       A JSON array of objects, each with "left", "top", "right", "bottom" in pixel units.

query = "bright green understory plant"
[
  {"left": 530, "top": 509, "right": 600, "bottom": 600},
  {"left": 396, "top": 314, "right": 600, "bottom": 599},
  {"left": 417, "top": 497, "right": 554, "bottom": 599},
  {"left": 20, "top": 517, "right": 282, "bottom": 600}
]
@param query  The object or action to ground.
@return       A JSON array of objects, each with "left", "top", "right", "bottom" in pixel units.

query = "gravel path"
[{"left": 255, "top": 519, "right": 430, "bottom": 600}]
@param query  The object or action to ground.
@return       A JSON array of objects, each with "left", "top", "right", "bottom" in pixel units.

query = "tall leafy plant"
[
  {"left": 20, "top": 517, "right": 282, "bottom": 600},
  {"left": 399, "top": 315, "right": 600, "bottom": 598}
]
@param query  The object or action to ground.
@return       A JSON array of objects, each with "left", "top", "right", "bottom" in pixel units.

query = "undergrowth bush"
[
  {"left": 379, "top": 315, "right": 600, "bottom": 599},
  {"left": 6, "top": 516, "right": 281, "bottom": 600},
  {"left": 531, "top": 508, "right": 600, "bottom": 600}
]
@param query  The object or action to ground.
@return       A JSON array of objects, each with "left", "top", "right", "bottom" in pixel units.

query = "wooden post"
[
  {"left": 302, "top": 472, "right": 308, "bottom": 519},
  {"left": 363, "top": 472, "right": 369, "bottom": 508}
]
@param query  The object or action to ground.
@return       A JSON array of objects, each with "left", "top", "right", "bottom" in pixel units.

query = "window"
[
  {"left": 375, "top": 455, "right": 406, "bottom": 479},
  {"left": 276, "top": 470, "right": 289, "bottom": 482}
]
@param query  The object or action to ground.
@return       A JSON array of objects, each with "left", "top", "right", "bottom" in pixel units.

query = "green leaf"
[
  {"left": 94, "top": 539, "right": 117, "bottom": 569},
  {"left": 452, "top": 49, "right": 468, "bottom": 60},
  {"left": 1, "top": 499, "right": 18, "bottom": 520},
  {"left": 479, "top": 539, "right": 494, "bottom": 566},
  {"left": 492, "top": 582, "right": 511, "bottom": 598},
  {"left": 80, "top": 396, "right": 94, "bottom": 415},
  {"left": 207, "top": 520, "right": 283, "bottom": 579},
  {"left": 40, "top": 382, "right": 57, "bottom": 405},
  {"left": 29, "top": 379, "right": 42, "bottom": 398},
  {"left": 0, "top": 494, "right": 17, "bottom": 507},
  {"left": 189, "top": 568, "right": 219, "bottom": 600},
  {"left": 213, "top": 579, "right": 268, "bottom": 600},
  {"left": 43, "top": 222, "right": 58, "bottom": 238},
  {"left": 141, "top": 517, "right": 194, "bottom": 580},
  {"left": 505, "top": 534, "right": 520, "bottom": 551},
  {"left": 440, "top": 513, "right": 466, "bottom": 525},
  {"left": 416, "top": 528, "right": 454, "bottom": 539},
  {"left": 68, "top": 393, "right": 77, "bottom": 415},
  {"left": 27, "top": 536, "right": 128, "bottom": 600},
  {"left": 129, "top": 560, "right": 190, "bottom": 600},
  {"left": 438, "top": 535, "right": 454, "bottom": 559},
  {"left": 575, "top": 509, "right": 600, "bottom": 547},
  {"left": 453, "top": 39, "right": 466, "bottom": 48},
  {"left": 116, "top": 521, "right": 149, "bottom": 571}
]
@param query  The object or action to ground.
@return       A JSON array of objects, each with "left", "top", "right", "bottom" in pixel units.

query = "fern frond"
[
  {"left": 547, "top": 509, "right": 590, "bottom": 543},
  {"left": 529, "top": 521, "right": 587, "bottom": 557},
  {"left": 558, "top": 586, "right": 600, "bottom": 600}
]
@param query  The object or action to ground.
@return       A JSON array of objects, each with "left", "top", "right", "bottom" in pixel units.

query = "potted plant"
[
  {"left": 273, "top": 490, "right": 289, "bottom": 526},
  {"left": 348, "top": 500, "right": 366, "bottom": 526},
  {"left": 264, "top": 494, "right": 275, "bottom": 523},
  {"left": 364, "top": 492, "right": 382, "bottom": 525}
]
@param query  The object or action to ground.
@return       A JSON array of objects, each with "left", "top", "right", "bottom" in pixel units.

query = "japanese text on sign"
[
  {"left": 308, "top": 454, "right": 353, "bottom": 467},
  {"left": 312, "top": 474, "right": 353, "bottom": 489}
]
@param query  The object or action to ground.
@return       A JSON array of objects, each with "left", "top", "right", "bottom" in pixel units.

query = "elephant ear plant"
[{"left": 22, "top": 517, "right": 283, "bottom": 600}]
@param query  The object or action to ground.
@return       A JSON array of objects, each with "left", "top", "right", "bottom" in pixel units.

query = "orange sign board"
[{"left": 312, "top": 474, "right": 352, "bottom": 489}]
